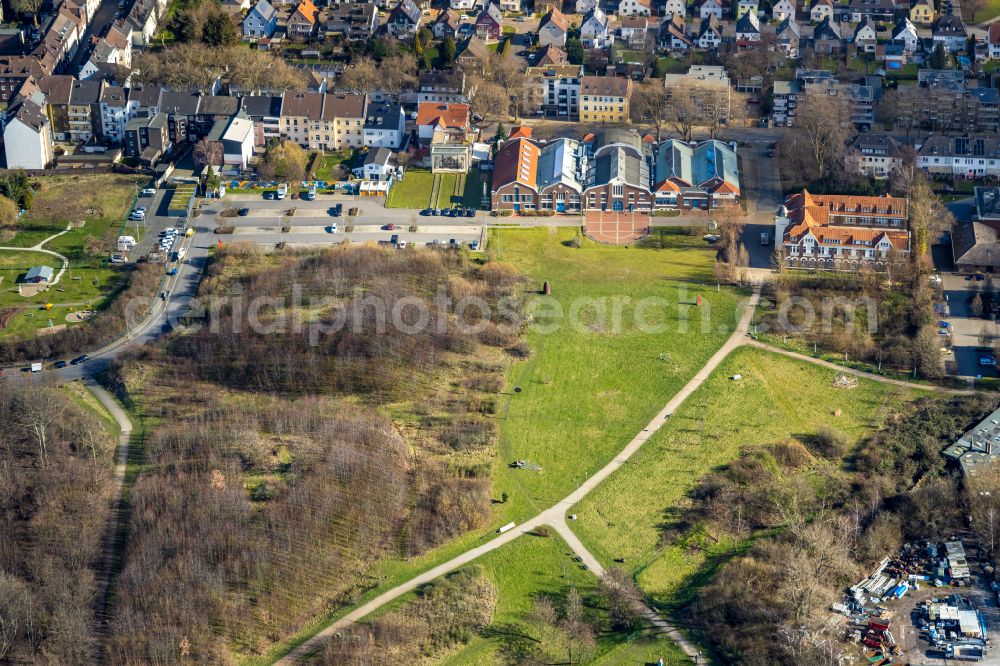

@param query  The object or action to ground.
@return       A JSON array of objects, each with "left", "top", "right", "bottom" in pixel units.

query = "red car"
[
  {"left": 384, "top": 223, "right": 395, "bottom": 230},
  {"left": 745, "top": 97, "right": 760, "bottom": 105}
]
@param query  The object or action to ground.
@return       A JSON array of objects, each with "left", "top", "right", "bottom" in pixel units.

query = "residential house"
[
  {"left": 810, "top": 0, "right": 834, "bottom": 22},
  {"left": 279, "top": 90, "right": 323, "bottom": 146},
  {"left": 311, "top": 93, "right": 366, "bottom": 151},
  {"left": 416, "top": 101, "right": 471, "bottom": 142},
  {"left": 451, "top": 0, "right": 480, "bottom": 9},
  {"left": 243, "top": 0, "right": 278, "bottom": 38},
  {"left": 652, "top": 139, "right": 740, "bottom": 209},
  {"left": 909, "top": 0, "right": 934, "bottom": 25},
  {"left": 775, "top": 191, "right": 910, "bottom": 270},
  {"left": 538, "top": 7, "right": 571, "bottom": 47},
  {"left": 0, "top": 57, "right": 49, "bottom": 106},
  {"left": 204, "top": 111, "right": 255, "bottom": 171},
  {"left": 933, "top": 15, "right": 967, "bottom": 52},
  {"left": 387, "top": 0, "right": 422, "bottom": 39},
  {"left": 432, "top": 9, "right": 460, "bottom": 39},
  {"left": 772, "top": 79, "right": 803, "bottom": 125},
  {"left": 737, "top": 0, "right": 758, "bottom": 17},
  {"left": 854, "top": 18, "right": 878, "bottom": 53},
  {"left": 665, "top": 65, "right": 731, "bottom": 121},
  {"left": 576, "top": 0, "right": 598, "bottom": 12},
  {"left": 98, "top": 85, "right": 128, "bottom": 144},
  {"left": 324, "top": 3, "right": 378, "bottom": 41},
  {"left": 776, "top": 16, "right": 801, "bottom": 56},
  {"left": 417, "top": 71, "right": 467, "bottom": 103},
  {"left": 772, "top": 0, "right": 795, "bottom": 21},
  {"left": 455, "top": 35, "right": 492, "bottom": 71},
  {"left": 579, "top": 75, "right": 631, "bottom": 123},
  {"left": 697, "top": 15, "right": 723, "bottom": 48},
  {"left": 699, "top": 0, "right": 723, "bottom": 20},
  {"left": 952, "top": 218, "right": 1000, "bottom": 275},
  {"left": 735, "top": 10, "right": 761, "bottom": 44},
  {"left": 241, "top": 94, "right": 282, "bottom": 147},
  {"left": 498, "top": 0, "right": 520, "bottom": 10},
  {"left": 583, "top": 129, "right": 652, "bottom": 212},
  {"left": 524, "top": 63, "right": 582, "bottom": 117},
  {"left": 848, "top": 0, "right": 897, "bottom": 23},
  {"left": 288, "top": 0, "right": 319, "bottom": 39},
  {"left": 126, "top": 0, "right": 162, "bottom": 47},
  {"left": 618, "top": 0, "right": 652, "bottom": 16},
  {"left": 126, "top": 84, "right": 162, "bottom": 120},
  {"left": 990, "top": 23, "right": 1000, "bottom": 60},
  {"left": 535, "top": 44, "right": 569, "bottom": 65},
  {"left": 918, "top": 135, "right": 1000, "bottom": 178},
  {"left": 3, "top": 96, "right": 53, "bottom": 169},
  {"left": 363, "top": 102, "right": 405, "bottom": 149},
  {"left": 661, "top": 0, "right": 686, "bottom": 18},
  {"left": 474, "top": 3, "right": 503, "bottom": 42},
  {"left": 581, "top": 8, "right": 612, "bottom": 49},
  {"left": 195, "top": 95, "right": 240, "bottom": 138},
  {"left": 357, "top": 147, "right": 398, "bottom": 180},
  {"left": 848, "top": 132, "right": 905, "bottom": 177},
  {"left": 123, "top": 112, "right": 169, "bottom": 165},
  {"left": 658, "top": 14, "right": 693, "bottom": 50},
  {"left": 37, "top": 75, "right": 73, "bottom": 141},
  {"left": 159, "top": 91, "right": 202, "bottom": 144},
  {"left": 813, "top": 16, "right": 843, "bottom": 54},
  {"left": 892, "top": 16, "right": 919, "bottom": 52},
  {"left": 619, "top": 16, "right": 648, "bottom": 48}
]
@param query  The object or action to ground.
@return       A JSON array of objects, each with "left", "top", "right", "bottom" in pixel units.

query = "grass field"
[
  {"left": 570, "top": 346, "right": 919, "bottom": 610},
  {"left": 488, "top": 227, "right": 744, "bottom": 524},
  {"left": 386, "top": 168, "right": 435, "bottom": 208},
  {"left": 0, "top": 174, "right": 144, "bottom": 340},
  {"left": 313, "top": 150, "right": 360, "bottom": 182},
  {"left": 258, "top": 226, "right": 737, "bottom": 664},
  {"left": 435, "top": 173, "right": 461, "bottom": 209},
  {"left": 463, "top": 171, "right": 489, "bottom": 209},
  {"left": 368, "top": 532, "right": 694, "bottom": 665}
]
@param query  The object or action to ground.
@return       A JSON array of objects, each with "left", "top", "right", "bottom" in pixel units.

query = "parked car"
[
  {"left": 327, "top": 223, "right": 338, "bottom": 233},
  {"left": 238, "top": 207, "right": 250, "bottom": 216},
  {"left": 70, "top": 354, "right": 89, "bottom": 365},
  {"left": 464, "top": 208, "right": 475, "bottom": 217},
  {"left": 384, "top": 223, "right": 395, "bottom": 230},
  {"left": 140, "top": 188, "right": 156, "bottom": 197},
  {"left": 420, "top": 208, "right": 433, "bottom": 216},
  {"left": 938, "top": 328, "right": 951, "bottom": 336},
  {"left": 746, "top": 97, "right": 760, "bottom": 104},
  {"left": 980, "top": 355, "right": 997, "bottom": 367},
  {"left": 470, "top": 240, "right": 479, "bottom": 250},
  {"left": 53, "top": 360, "right": 68, "bottom": 369},
  {"left": 938, "top": 321, "right": 952, "bottom": 329},
  {"left": 168, "top": 267, "right": 178, "bottom": 276}
]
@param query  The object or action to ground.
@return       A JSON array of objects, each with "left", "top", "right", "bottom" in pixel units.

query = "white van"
[
  {"left": 118, "top": 235, "right": 136, "bottom": 246},
  {"left": 276, "top": 183, "right": 288, "bottom": 199}
]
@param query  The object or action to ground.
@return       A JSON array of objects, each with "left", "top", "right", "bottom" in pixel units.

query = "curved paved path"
[
  {"left": 276, "top": 289, "right": 763, "bottom": 664},
  {"left": 747, "top": 340, "right": 976, "bottom": 395},
  {"left": 82, "top": 378, "right": 134, "bottom": 646},
  {"left": 0, "top": 224, "right": 72, "bottom": 288}
]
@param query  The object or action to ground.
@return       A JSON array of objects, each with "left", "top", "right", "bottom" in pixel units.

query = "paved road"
[
  {"left": 276, "top": 289, "right": 763, "bottom": 664},
  {"left": 84, "top": 378, "right": 134, "bottom": 646}
]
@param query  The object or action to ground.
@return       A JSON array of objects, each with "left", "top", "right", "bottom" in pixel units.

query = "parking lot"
[
  {"left": 200, "top": 193, "right": 487, "bottom": 250},
  {"left": 939, "top": 273, "right": 999, "bottom": 378}
]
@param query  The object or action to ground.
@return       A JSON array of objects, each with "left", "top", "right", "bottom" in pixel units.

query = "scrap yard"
[{"left": 833, "top": 539, "right": 1000, "bottom": 665}]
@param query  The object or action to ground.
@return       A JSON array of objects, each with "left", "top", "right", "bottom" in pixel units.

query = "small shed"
[{"left": 24, "top": 265, "right": 54, "bottom": 283}]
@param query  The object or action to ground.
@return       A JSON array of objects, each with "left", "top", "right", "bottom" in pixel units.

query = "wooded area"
[
  {"left": 0, "top": 382, "right": 116, "bottom": 663},
  {"left": 104, "top": 244, "right": 526, "bottom": 661}
]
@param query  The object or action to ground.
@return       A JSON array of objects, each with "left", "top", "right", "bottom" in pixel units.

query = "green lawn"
[
  {"left": 570, "top": 346, "right": 919, "bottom": 610},
  {"left": 463, "top": 171, "right": 489, "bottom": 210},
  {"left": 0, "top": 174, "right": 146, "bottom": 340},
  {"left": 435, "top": 173, "right": 461, "bottom": 209},
  {"left": 313, "top": 149, "right": 360, "bottom": 182},
  {"left": 386, "top": 168, "right": 435, "bottom": 209},
  {"left": 887, "top": 63, "right": 920, "bottom": 79},
  {"left": 488, "top": 227, "right": 744, "bottom": 525},
  {"left": 369, "top": 532, "right": 694, "bottom": 665},
  {"left": 965, "top": 0, "right": 1000, "bottom": 23},
  {"left": 655, "top": 57, "right": 690, "bottom": 76},
  {"left": 258, "top": 227, "right": 739, "bottom": 664}
]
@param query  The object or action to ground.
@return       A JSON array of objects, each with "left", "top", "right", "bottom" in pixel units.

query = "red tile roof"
[
  {"left": 492, "top": 138, "right": 540, "bottom": 191},
  {"left": 415, "top": 102, "right": 470, "bottom": 129}
]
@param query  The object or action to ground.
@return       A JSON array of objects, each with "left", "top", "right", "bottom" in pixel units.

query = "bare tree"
[
  {"left": 665, "top": 91, "right": 696, "bottom": 142},
  {"left": 631, "top": 81, "right": 668, "bottom": 141},
  {"left": 339, "top": 57, "right": 381, "bottom": 96},
  {"left": 13, "top": 385, "right": 68, "bottom": 464},
  {"left": 794, "top": 91, "right": 852, "bottom": 180}
]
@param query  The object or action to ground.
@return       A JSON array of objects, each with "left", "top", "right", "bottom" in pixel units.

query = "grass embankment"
[
  {"left": 571, "top": 346, "right": 919, "bottom": 609},
  {"left": 0, "top": 174, "right": 146, "bottom": 340},
  {"left": 259, "top": 227, "right": 738, "bottom": 663}
]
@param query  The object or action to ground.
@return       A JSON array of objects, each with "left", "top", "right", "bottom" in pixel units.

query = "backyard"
[
  {"left": 569, "top": 346, "right": 919, "bottom": 612},
  {"left": 387, "top": 169, "right": 491, "bottom": 210},
  {"left": 0, "top": 173, "right": 146, "bottom": 340},
  {"left": 312, "top": 149, "right": 361, "bottom": 182},
  {"left": 386, "top": 168, "right": 435, "bottom": 208}
]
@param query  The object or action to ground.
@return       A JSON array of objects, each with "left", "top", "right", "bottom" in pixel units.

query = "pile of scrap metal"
[
  {"left": 848, "top": 617, "right": 898, "bottom": 664},
  {"left": 917, "top": 595, "right": 988, "bottom": 662}
]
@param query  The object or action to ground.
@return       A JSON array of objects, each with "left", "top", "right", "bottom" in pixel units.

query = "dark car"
[
  {"left": 432, "top": 208, "right": 441, "bottom": 216},
  {"left": 384, "top": 223, "right": 396, "bottom": 230},
  {"left": 54, "top": 360, "right": 68, "bottom": 369},
  {"left": 264, "top": 191, "right": 275, "bottom": 200},
  {"left": 70, "top": 354, "right": 89, "bottom": 366},
  {"left": 238, "top": 207, "right": 250, "bottom": 216},
  {"left": 420, "top": 208, "right": 432, "bottom": 216},
  {"left": 464, "top": 208, "right": 475, "bottom": 217},
  {"left": 976, "top": 273, "right": 987, "bottom": 281},
  {"left": 168, "top": 267, "right": 178, "bottom": 276}
]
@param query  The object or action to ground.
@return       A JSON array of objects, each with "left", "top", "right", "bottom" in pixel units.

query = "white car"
[
  {"left": 140, "top": 188, "right": 156, "bottom": 197},
  {"left": 110, "top": 254, "right": 127, "bottom": 264}
]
